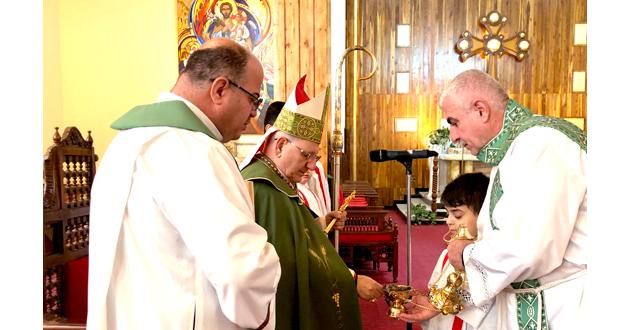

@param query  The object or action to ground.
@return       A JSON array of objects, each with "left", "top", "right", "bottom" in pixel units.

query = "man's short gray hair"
[
  {"left": 439, "top": 69, "right": 509, "bottom": 111},
  {"left": 180, "top": 43, "right": 250, "bottom": 85},
  {"left": 274, "top": 131, "right": 301, "bottom": 143}
]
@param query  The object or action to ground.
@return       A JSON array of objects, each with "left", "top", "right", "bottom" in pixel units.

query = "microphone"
[{"left": 369, "top": 149, "right": 439, "bottom": 162}]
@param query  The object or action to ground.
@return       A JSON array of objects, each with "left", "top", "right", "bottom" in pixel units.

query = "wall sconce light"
[
  {"left": 396, "top": 72, "right": 410, "bottom": 93},
  {"left": 572, "top": 71, "right": 586, "bottom": 92},
  {"left": 394, "top": 117, "right": 418, "bottom": 132},
  {"left": 456, "top": 10, "right": 530, "bottom": 62},
  {"left": 574, "top": 23, "right": 587, "bottom": 45},
  {"left": 397, "top": 24, "right": 411, "bottom": 47}
]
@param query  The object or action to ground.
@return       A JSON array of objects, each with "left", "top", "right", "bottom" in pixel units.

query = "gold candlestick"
[{"left": 324, "top": 190, "right": 356, "bottom": 233}]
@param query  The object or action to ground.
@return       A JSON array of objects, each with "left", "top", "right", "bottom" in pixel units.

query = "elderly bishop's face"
[{"left": 276, "top": 136, "right": 320, "bottom": 183}]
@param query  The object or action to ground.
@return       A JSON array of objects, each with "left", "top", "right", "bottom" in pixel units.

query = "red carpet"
[{"left": 356, "top": 208, "right": 448, "bottom": 330}]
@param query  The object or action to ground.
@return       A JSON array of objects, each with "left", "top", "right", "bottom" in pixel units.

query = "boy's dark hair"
[
  {"left": 441, "top": 172, "right": 489, "bottom": 215},
  {"left": 264, "top": 101, "right": 285, "bottom": 128}
]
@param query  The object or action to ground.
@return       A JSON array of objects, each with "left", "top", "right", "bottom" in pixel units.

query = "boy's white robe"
[
  {"left": 87, "top": 93, "right": 281, "bottom": 330},
  {"left": 422, "top": 249, "right": 496, "bottom": 330}
]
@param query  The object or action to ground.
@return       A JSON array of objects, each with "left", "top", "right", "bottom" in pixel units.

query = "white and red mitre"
[{"left": 239, "top": 75, "right": 330, "bottom": 169}]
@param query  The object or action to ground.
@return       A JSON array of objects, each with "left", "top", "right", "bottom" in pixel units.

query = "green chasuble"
[{"left": 241, "top": 158, "right": 362, "bottom": 330}]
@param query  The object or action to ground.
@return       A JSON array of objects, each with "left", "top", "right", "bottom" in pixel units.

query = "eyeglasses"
[
  {"left": 277, "top": 138, "right": 321, "bottom": 162},
  {"left": 210, "top": 77, "right": 263, "bottom": 108}
]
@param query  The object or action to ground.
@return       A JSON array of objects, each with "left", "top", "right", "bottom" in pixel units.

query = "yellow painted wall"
[
  {"left": 44, "top": 0, "right": 178, "bottom": 160},
  {"left": 44, "top": 0, "right": 62, "bottom": 149}
]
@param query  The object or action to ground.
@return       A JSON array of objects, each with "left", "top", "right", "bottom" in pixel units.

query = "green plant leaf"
[
  {"left": 428, "top": 127, "right": 451, "bottom": 146},
  {"left": 411, "top": 203, "right": 437, "bottom": 225}
]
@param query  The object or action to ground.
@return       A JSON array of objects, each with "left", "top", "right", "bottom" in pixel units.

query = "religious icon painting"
[{"left": 177, "top": 0, "right": 276, "bottom": 132}]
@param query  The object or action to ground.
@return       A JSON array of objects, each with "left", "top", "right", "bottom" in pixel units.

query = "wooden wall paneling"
[
  {"left": 550, "top": 0, "right": 560, "bottom": 95},
  {"left": 273, "top": 0, "right": 330, "bottom": 168},
  {"left": 422, "top": 0, "right": 432, "bottom": 90},
  {"left": 523, "top": 0, "right": 534, "bottom": 94},
  {"left": 570, "top": 0, "right": 587, "bottom": 129},
  {"left": 379, "top": 0, "right": 389, "bottom": 95},
  {"left": 567, "top": 60, "right": 575, "bottom": 112},
  {"left": 284, "top": 0, "right": 300, "bottom": 89},
  {"left": 358, "top": 93, "right": 371, "bottom": 183},
  {"left": 338, "top": 0, "right": 586, "bottom": 206},
  {"left": 398, "top": 0, "right": 411, "bottom": 98},
  {"left": 382, "top": 93, "right": 394, "bottom": 203},
  {"left": 440, "top": 0, "right": 451, "bottom": 81},
  {"left": 561, "top": 1, "right": 571, "bottom": 95},
  {"left": 314, "top": 0, "right": 330, "bottom": 169},
  {"left": 380, "top": 4, "right": 389, "bottom": 96},
  {"left": 520, "top": 0, "right": 531, "bottom": 90},
  {"left": 576, "top": 94, "right": 586, "bottom": 130},
  {"left": 500, "top": 0, "right": 520, "bottom": 92},
  {"left": 522, "top": 1, "right": 534, "bottom": 94},
  {"left": 371, "top": 94, "right": 381, "bottom": 189},
  {"left": 349, "top": 0, "right": 359, "bottom": 181},
  {"left": 299, "top": 0, "right": 315, "bottom": 97},
  {"left": 274, "top": 0, "right": 287, "bottom": 100},
  {"left": 537, "top": 1, "right": 548, "bottom": 99},
  {"left": 449, "top": 2, "right": 465, "bottom": 81},
  {"left": 411, "top": 0, "right": 420, "bottom": 93},
  {"left": 399, "top": 0, "right": 411, "bottom": 104},
  {"left": 360, "top": 1, "right": 373, "bottom": 93},
  {"left": 558, "top": 0, "right": 567, "bottom": 95},
  {"left": 560, "top": 95, "right": 568, "bottom": 119},
  {"left": 379, "top": 0, "right": 387, "bottom": 95},
  {"left": 342, "top": 0, "right": 354, "bottom": 182},
  {"left": 569, "top": 38, "right": 586, "bottom": 71}
]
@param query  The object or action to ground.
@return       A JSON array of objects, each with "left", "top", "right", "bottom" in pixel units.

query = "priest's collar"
[
  {"left": 254, "top": 152, "right": 298, "bottom": 193},
  {"left": 476, "top": 99, "right": 533, "bottom": 166},
  {"left": 241, "top": 153, "right": 300, "bottom": 199},
  {"left": 158, "top": 91, "right": 223, "bottom": 141}
]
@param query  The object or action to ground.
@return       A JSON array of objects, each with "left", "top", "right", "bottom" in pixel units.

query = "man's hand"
[
  {"left": 324, "top": 210, "right": 347, "bottom": 230},
  {"left": 447, "top": 239, "right": 474, "bottom": 270},
  {"left": 356, "top": 275, "right": 384, "bottom": 302},
  {"left": 397, "top": 294, "right": 439, "bottom": 323}
]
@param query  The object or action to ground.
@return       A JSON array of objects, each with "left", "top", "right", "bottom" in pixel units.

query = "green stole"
[
  {"left": 475, "top": 99, "right": 587, "bottom": 330},
  {"left": 111, "top": 100, "right": 218, "bottom": 141},
  {"left": 241, "top": 159, "right": 362, "bottom": 330}
]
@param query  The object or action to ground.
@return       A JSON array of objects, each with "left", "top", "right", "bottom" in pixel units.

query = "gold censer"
[
  {"left": 428, "top": 225, "right": 477, "bottom": 315},
  {"left": 383, "top": 284, "right": 416, "bottom": 318}
]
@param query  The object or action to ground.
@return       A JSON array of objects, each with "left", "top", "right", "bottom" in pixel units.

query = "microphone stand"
[
  {"left": 397, "top": 159, "right": 414, "bottom": 287},
  {"left": 397, "top": 158, "right": 414, "bottom": 330}
]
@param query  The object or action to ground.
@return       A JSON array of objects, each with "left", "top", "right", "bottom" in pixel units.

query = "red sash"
[{"left": 298, "top": 190, "right": 310, "bottom": 207}]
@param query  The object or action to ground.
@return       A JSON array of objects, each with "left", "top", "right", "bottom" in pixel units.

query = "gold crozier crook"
[{"left": 331, "top": 46, "right": 377, "bottom": 251}]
